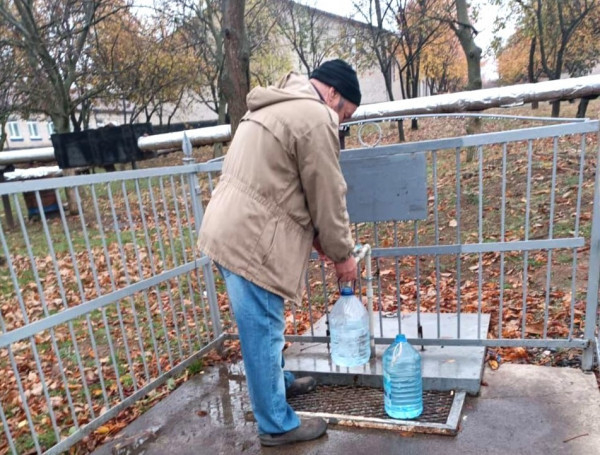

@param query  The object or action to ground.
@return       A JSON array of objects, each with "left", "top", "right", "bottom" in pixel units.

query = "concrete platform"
[
  {"left": 285, "top": 312, "right": 490, "bottom": 394},
  {"left": 92, "top": 363, "right": 600, "bottom": 455}
]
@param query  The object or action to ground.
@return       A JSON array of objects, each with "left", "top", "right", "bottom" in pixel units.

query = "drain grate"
[{"left": 288, "top": 385, "right": 465, "bottom": 435}]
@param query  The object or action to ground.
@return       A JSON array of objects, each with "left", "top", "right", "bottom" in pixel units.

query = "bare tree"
[
  {"left": 0, "top": 0, "right": 130, "bottom": 213},
  {"left": 449, "top": 0, "right": 482, "bottom": 92},
  {"left": 0, "top": 0, "right": 126, "bottom": 134},
  {"left": 272, "top": 0, "right": 356, "bottom": 75},
  {"left": 512, "top": 0, "right": 597, "bottom": 116},
  {"left": 353, "top": 0, "right": 406, "bottom": 140},
  {"left": 396, "top": 0, "right": 445, "bottom": 130},
  {"left": 220, "top": 0, "right": 250, "bottom": 135},
  {"left": 0, "top": 37, "right": 22, "bottom": 153}
]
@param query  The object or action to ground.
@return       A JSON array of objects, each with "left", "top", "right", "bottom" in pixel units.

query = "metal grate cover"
[{"left": 288, "top": 385, "right": 465, "bottom": 435}]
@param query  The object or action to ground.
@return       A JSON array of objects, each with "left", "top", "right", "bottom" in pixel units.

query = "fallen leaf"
[
  {"left": 94, "top": 426, "right": 111, "bottom": 435},
  {"left": 197, "top": 410, "right": 208, "bottom": 417},
  {"left": 488, "top": 359, "right": 499, "bottom": 370}
]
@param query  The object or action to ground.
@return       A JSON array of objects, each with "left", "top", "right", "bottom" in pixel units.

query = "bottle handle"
[{"left": 392, "top": 342, "right": 403, "bottom": 364}]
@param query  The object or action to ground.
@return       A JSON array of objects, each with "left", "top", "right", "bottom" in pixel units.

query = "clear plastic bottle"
[
  {"left": 383, "top": 334, "right": 423, "bottom": 419},
  {"left": 329, "top": 286, "right": 370, "bottom": 367}
]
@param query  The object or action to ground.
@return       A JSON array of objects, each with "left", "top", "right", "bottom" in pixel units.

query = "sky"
[{"left": 299, "top": 0, "right": 515, "bottom": 81}]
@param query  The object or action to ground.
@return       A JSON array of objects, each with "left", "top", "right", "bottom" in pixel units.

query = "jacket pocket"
[{"left": 257, "top": 217, "right": 279, "bottom": 265}]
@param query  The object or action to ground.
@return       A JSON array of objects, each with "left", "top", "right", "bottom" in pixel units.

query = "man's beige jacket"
[{"left": 197, "top": 72, "right": 354, "bottom": 301}]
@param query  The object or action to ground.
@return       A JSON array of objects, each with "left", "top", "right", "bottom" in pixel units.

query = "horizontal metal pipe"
[
  {"left": 0, "top": 147, "right": 55, "bottom": 165},
  {"left": 2, "top": 74, "right": 599, "bottom": 164},
  {"left": 280, "top": 334, "right": 589, "bottom": 348},
  {"left": 354, "top": 74, "right": 600, "bottom": 121}
]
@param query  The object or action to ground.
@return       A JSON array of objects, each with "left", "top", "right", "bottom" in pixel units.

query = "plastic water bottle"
[
  {"left": 383, "top": 334, "right": 423, "bottom": 419},
  {"left": 329, "top": 285, "right": 370, "bottom": 367}
]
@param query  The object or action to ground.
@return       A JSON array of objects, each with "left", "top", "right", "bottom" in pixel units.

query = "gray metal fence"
[
  {"left": 0, "top": 149, "right": 223, "bottom": 454},
  {"left": 196, "top": 116, "right": 599, "bottom": 371},
  {"left": 307, "top": 118, "right": 599, "bottom": 368},
  {"left": 0, "top": 115, "right": 599, "bottom": 454}
]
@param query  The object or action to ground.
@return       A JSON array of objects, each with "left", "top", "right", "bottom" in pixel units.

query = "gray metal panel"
[{"left": 341, "top": 152, "right": 427, "bottom": 222}]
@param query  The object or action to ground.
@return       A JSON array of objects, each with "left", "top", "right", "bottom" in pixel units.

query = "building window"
[
  {"left": 7, "top": 121, "right": 23, "bottom": 141},
  {"left": 28, "top": 121, "right": 41, "bottom": 140},
  {"left": 47, "top": 121, "right": 56, "bottom": 136}
]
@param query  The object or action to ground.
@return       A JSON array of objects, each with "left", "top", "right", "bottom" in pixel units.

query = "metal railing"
[
  {"left": 194, "top": 115, "right": 600, "bottom": 367},
  {"left": 0, "top": 145, "right": 223, "bottom": 454},
  {"left": 3, "top": 74, "right": 600, "bottom": 165},
  {"left": 0, "top": 114, "right": 599, "bottom": 454}
]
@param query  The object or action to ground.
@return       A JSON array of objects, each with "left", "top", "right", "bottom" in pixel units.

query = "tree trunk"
[
  {"left": 551, "top": 99, "right": 561, "bottom": 117},
  {"left": 528, "top": 37, "right": 539, "bottom": 109},
  {"left": 576, "top": 97, "right": 594, "bottom": 118},
  {"left": 54, "top": 115, "right": 80, "bottom": 215},
  {"left": 220, "top": 0, "right": 250, "bottom": 136},
  {"left": 213, "top": 91, "right": 228, "bottom": 158},
  {"left": 397, "top": 120, "right": 405, "bottom": 142},
  {"left": 453, "top": 0, "right": 482, "bottom": 162}
]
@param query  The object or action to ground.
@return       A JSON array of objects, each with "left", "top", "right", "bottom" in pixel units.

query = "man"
[{"left": 197, "top": 59, "right": 361, "bottom": 446}]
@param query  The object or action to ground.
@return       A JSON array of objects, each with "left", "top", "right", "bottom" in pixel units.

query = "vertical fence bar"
[
  {"left": 522, "top": 140, "right": 533, "bottom": 338},
  {"left": 571, "top": 135, "right": 587, "bottom": 338},
  {"left": 414, "top": 221, "right": 422, "bottom": 345},
  {"left": 182, "top": 137, "right": 212, "bottom": 349},
  {"left": 373, "top": 223, "right": 384, "bottom": 337},
  {"left": 182, "top": 134, "right": 203, "bottom": 237},
  {"left": 455, "top": 147, "right": 462, "bottom": 338},
  {"left": 304, "top": 271, "right": 316, "bottom": 337},
  {"left": 320, "top": 261, "right": 329, "bottom": 311},
  {"left": 498, "top": 143, "right": 508, "bottom": 339},
  {"left": 0, "top": 399, "right": 17, "bottom": 454},
  {"left": 432, "top": 150, "right": 441, "bottom": 338},
  {"left": 191, "top": 166, "right": 223, "bottom": 342},
  {"left": 477, "top": 146, "right": 484, "bottom": 337},
  {"left": 543, "top": 137, "right": 559, "bottom": 338},
  {"left": 583, "top": 129, "right": 600, "bottom": 370},
  {"left": 393, "top": 222, "right": 401, "bottom": 334}
]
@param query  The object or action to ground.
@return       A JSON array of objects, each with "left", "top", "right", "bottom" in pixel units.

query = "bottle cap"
[
  {"left": 340, "top": 286, "right": 354, "bottom": 296},
  {"left": 395, "top": 334, "right": 406, "bottom": 343}
]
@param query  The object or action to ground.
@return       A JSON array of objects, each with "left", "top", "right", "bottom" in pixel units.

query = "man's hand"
[
  {"left": 334, "top": 255, "right": 357, "bottom": 282},
  {"left": 313, "top": 237, "right": 330, "bottom": 262}
]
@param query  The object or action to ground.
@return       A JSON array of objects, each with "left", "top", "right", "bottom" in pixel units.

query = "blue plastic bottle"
[
  {"left": 329, "top": 286, "right": 370, "bottom": 367},
  {"left": 383, "top": 334, "right": 423, "bottom": 419}
]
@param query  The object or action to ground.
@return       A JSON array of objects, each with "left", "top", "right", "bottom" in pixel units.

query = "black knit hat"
[{"left": 310, "top": 59, "right": 362, "bottom": 106}]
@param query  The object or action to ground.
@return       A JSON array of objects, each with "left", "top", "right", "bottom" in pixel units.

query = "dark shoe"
[
  {"left": 259, "top": 417, "right": 327, "bottom": 447},
  {"left": 286, "top": 376, "right": 317, "bottom": 398}
]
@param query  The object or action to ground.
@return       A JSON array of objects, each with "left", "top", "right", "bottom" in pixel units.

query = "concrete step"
[{"left": 284, "top": 312, "right": 490, "bottom": 395}]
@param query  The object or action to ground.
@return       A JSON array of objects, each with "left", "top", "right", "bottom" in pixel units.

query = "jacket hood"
[{"left": 246, "top": 72, "right": 322, "bottom": 112}]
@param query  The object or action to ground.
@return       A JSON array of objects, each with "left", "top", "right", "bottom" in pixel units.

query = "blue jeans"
[{"left": 216, "top": 264, "right": 300, "bottom": 435}]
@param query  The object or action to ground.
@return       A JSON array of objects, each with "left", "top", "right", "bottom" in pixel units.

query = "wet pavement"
[{"left": 93, "top": 361, "right": 600, "bottom": 455}]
